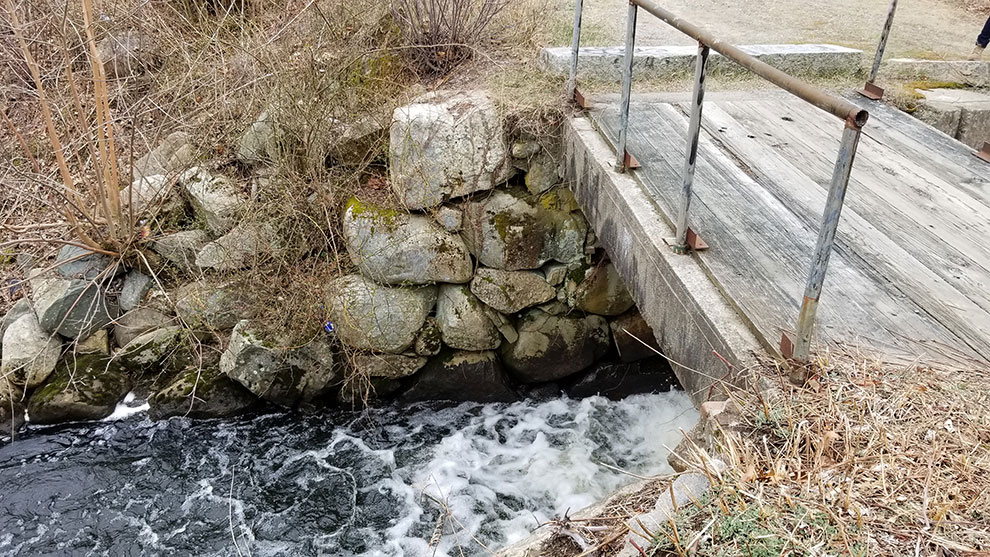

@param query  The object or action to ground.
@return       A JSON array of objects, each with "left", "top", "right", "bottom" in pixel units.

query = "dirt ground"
[{"left": 560, "top": 0, "right": 990, "bottom": 60}]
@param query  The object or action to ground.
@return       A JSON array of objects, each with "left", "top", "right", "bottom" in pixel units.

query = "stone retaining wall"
[{"left": 1, "top": 89, "right": 680, "bottom": 435}]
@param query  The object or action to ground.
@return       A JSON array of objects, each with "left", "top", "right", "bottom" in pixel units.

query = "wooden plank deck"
[{"left": 589, "top": 94, "right": 990, "bottom": 368}]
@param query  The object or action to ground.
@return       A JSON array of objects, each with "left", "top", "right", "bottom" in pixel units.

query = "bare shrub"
[{"left": 390, "top": 0, "right": 508, "bottom": 76}]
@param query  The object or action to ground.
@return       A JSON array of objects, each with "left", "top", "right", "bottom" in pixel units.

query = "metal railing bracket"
[
  {"left": 859, "top": 82, "right": 884, "bottom": 101},
  {"left": 977, "top": 142, "right": 990, "bottom": 164},
  {"left": 573, "top": 88, "right": 589, "bottom": 109}
]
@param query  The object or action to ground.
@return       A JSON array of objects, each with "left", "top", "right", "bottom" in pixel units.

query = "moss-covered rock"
[
  {"left": 461, "top": 188, "right": 587, "bottom": 271},
  {"left": 414, "top": 318, "right": 442, "bottom": 357},
  {"left": 401, "top": 350, "right": 517, "bottom": 403},
  {"left": 501, "top": 309, "right": 611, "bottom": 383},
  {"left": 351, "top": 352, "right": 427, "bottom": 380},
  {"left": 148, "top": 364, "right": 257, "bottom": 420},
  {"left": 569, "top": 261, "right": 635, "bottom": 316},
  {"left": 342, "top": 198, "right": 473, "bottom": 285},
  {"left": 469, "top": 267, "right": 556, "bottom": 314},
  {"left": 115, "top": 326, "right": 185, "bottom": 371},
  {"left": 173, "top": 280, "right": 250, "bottom": 331},
  {"left": 326, "top": 274, "right": 437, "bottom": 353},
  {"left": 220, "top": 320, "right": 339, "bottom": 407},
  {"left": 28, "top": 355, "right": 131, "bottom": 424},
  {"left": 435, "top": 284, "right": 501, "bottom": 351}
]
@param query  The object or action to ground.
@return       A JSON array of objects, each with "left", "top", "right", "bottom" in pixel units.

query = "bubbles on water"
[{"left": 0, "top": 392, "right": 697, "bottom": 557}]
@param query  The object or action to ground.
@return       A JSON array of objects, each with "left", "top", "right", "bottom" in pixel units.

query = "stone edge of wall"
[{"left": 539, "top": 44, "right": 865, "bottom": 81}]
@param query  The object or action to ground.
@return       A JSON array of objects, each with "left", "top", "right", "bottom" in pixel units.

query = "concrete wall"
[{"left": 562, "top": 116, "right": 767, "bottom": 407}]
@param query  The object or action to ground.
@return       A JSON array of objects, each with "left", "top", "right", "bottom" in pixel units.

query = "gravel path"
[{"left": 567, "top": 0, "right": 985, "bottom": 61}]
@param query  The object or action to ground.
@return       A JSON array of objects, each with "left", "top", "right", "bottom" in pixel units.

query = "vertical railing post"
[
  {"left": 860, "top": 0, "right": 897, "bottom": 99},
  {"left": 672, "top": 42, "right": 710, "bottom": 254},
  {"left": 566, "top": 0, "right": 584, "bottom": 100},
  {"left": 789, "top": 121, "right": 863, "bottom": 364},
  {"left": 614, "top": 0, "right": 638, "bottom": 172}
]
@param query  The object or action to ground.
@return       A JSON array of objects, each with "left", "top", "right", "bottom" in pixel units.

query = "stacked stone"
[
  {"left": 326, "top": 90, "right": 667, "bottom": 404},
  {"left": 0, "top": 89, "right": 673, "bottom": 436}
]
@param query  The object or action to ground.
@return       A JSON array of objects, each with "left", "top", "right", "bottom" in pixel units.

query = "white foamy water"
[
  {"left": 0, "top": 392, "right": 698, "bottom": 556},
  {"left": 101, "top": 392, "right": 150, "bottom": 421}
]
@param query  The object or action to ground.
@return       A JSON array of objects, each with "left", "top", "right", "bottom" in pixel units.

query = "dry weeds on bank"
[
  {"left": 0, "top": 0, "right": 563, "bottom": 334},
  {"left": 538, "top": 356, "right": 990, "bottom": 557}
]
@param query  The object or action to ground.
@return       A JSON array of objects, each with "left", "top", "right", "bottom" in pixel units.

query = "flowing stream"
[{"left": 0, "top": 392, "right": 697, "bottom": 557}]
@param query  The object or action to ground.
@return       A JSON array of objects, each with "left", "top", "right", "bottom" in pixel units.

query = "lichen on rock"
[
  {"left": 342, "top": 198, "right": 472, "bottom": 285},
  {"left": 28, "top": 354, "right": 131, "bottom": 425},
  {"left": 326, "top": 274, "right": 437, "bottom": 354}
]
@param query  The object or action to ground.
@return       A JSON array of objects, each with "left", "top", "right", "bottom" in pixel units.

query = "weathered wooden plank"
[
  {"left": 846, "top": 96, "right": 990, "bottom": 205},
  {"left": 602, "top": 102, "right": 963, "bottom": 361},
  {"left": 699, "top": 102, "right": 990, "bottom": 361},
  {"left": 592, "top": 103, "right": 805, "bottom": 353},
  {"left": 592, "top": 99, "right": 982, "bottom": 366},
  {"left": 722, "top": 100, "right": 990, "bottom": 316}
]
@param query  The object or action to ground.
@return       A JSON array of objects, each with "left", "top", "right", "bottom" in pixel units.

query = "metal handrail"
[
  {"left": 631, "top": 0, "right": 869, "bottom": 127},
  {"left": 568, "top": 0, "right": 871, "bottom": 364}
]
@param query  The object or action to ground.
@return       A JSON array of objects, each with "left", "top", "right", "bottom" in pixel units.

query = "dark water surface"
[{"left": 0, "top": 393, "right": 696, "bottom": 557}]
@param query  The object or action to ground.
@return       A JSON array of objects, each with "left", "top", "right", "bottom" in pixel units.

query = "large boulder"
[
  {"left": 610, "top": 310, "right": 661, "bottom": 363},
  {"left": 152, "top": 229, "right": 210, "bottom": 273},
  {"left": 389, "top": 90, "right": 513, "bottom": 209},
  {"left": 469, "top": 268, "right": 556, "bottom": 314},
  {"left": 569, "top": 261, "right": 635, "bottom": 316},
  {"left": 113, "top": 308, "right": 176, "bottom": 348},
  {"left": 1, "top": 308, "right": 61, "bottom": 388},
  {"left": 326, "top": 275, "right": 437, "bottom": 353},
  {"left": 33, "top": 276, "right": 118, "bottom": 339},
  {"left": 174, "top": 280, "right": 249, "bottom": 331},
  {"left": 461, "top": 188, "right": 587, "bottom": 271},
  {"left": 27, "top": 355, "right": 131, "bottom": 424},
  {"left": 435, "top": 284, "right": 501, "bottom": 351},
  {"left": 501, "top": 309, "right": 610, "bottom": 383},
  {"left": 401, "top": 350, "right": 517, "bottom": 403},
  {"left": 220, "top": 321, "right": 338, "bottom": 406},
  {"left": 149, "top": 363, "right": 257, "bottom": 420},
  {"left": 132, "top": 131, "right": 196, "bottom": 181},
  {"left": 115, "top": 326, "right": 185, "bottom": 370},
  {"left": 195, "top": 221, "right": 280, "bottom": 271},
  {"left": 342, "top": 198, "right": 472, "bottom": 285},
  {"left": 97, "top": 30, "right": 160, "bottom": 79},
  {"left": 0, "top": 380, "right": 25, "bottom": 438},
  {"left": 180, "top": 167, "right": 245, "bottom": 234}
]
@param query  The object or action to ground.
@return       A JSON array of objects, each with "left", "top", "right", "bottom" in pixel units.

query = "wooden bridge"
[{"left": 561, "top": 0, "right": 990, "bottom": 401}]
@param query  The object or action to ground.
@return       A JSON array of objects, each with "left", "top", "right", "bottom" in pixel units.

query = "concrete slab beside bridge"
[
  {"left": 563, "top": 91, "right": 990, "bottom": 396},
  {"left": 541, "top": 44, "right": 863, "bottom": 81}
]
